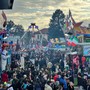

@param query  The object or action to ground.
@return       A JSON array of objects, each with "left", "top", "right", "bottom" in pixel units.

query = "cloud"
[{"left": 0, "top": 0, "right": 90, "bottom": 30}]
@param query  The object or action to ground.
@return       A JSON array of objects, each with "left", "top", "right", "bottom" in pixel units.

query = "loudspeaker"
[{"left": 0, "top": 0, "right": 14, "bottom": 9}]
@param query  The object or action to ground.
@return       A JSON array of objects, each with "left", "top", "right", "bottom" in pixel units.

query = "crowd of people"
[{"left": 0, "top": 49, "right": 90, "bottom": 90}]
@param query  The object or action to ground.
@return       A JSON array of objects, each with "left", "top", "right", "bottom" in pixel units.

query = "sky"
[{"left": 0, "top": 0, "right": 90, "bottom": 30}]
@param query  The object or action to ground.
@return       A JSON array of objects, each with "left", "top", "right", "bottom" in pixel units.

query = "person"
[
  {"left": 59, "top": 73, "right": 67, "bottom": 90},
  {"left": 53, "top": 73, "right": 59, "bottom": 82},
  {"left": 51, "top": 64, "right": 56, "bottom": 73},
  {"left": 66, "top": 78, "right": 74, "bottom": 90},
  {"left": 45, "top": 81, "right": 52, "bottom": 90},
  {"left": 7, "top": 83, "right": 14, "bottom": 90},
  {"left": 77, "top": 73, "right": 83, "bottom": 90},
  {"left": 1, "top": 48, "right": 8, "bottom": 71},
  {"left": 60, "top": 60, "right": 64, "bottom": 72},
  {"left": 0, "top": 83, "right": 4, "bottom": 90},
  {"left": 35, "top": 58, "right": 39, "bottom": 70},
  {"left": 47, "top": 61, "right": 52, "bottom": 74},
  {"left": 20, "top": 54, "right": 25, "bottom": 69},
  {"left": 11, "top": 73, "right": 18, "bottom": 90},
  {"left": 1, "top": 71, "right": 8, "bottom": 83},
  {"left": 34, "top": 77, "right": 42, "bottom": 90},
  {"left": 82, "top": 76, "right": 87, "bottom": 90}
]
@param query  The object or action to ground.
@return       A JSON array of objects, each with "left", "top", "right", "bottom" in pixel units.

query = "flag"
[
  {"left": 65, "top": 14, "right": 73, "bottom": 31},
  {"left": 2, "top": 11, "right": 7, "bottom": 21},
  {"left": 0, "top": 14, "right": 4, "bottom": 28},
  {"left": 71, "top": 37, "right": 78, "bottom": 46},
  {"left": 71, "top": 16, "right": 76, "bottom": 25},
  {"left": 69, "top": 9, "right": 72, "bottom": 18},
  {"left": 0, "top": 11, "right": 7, "bottom": 28},
  {"left": 67, "top": 38, "right": 73, "bottom": 46},
  {"left": 1, "top": 11, "right": 7, "bottom": 27}
]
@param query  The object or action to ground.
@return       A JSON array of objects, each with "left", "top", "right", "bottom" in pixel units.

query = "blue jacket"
[{"left": 59, "top": 77, "right": 67, "bottom": 89}]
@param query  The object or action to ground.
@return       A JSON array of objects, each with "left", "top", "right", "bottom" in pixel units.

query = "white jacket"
[
  {"left": 7, "top": 84, "right": 14, "bottom": 90},
  {"left": 45, "top": 84, "right": 52, "bottom": 90}
]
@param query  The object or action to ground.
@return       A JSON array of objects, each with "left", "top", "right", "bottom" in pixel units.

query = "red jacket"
[
  {"left": 54, "top": 74, "right": 59, "bottom": 82},
  {"left": 82, "top": 56, "right": 86, "bottom": 65},
  {"left": 1, "top": 72, "right": 8, "bottom": 82}
]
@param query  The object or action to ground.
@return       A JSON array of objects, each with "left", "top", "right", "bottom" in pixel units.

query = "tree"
[
  {"left": 9, "top": 24, "right": 24, "bottom": 37},
  {"left": 6, "top": 20, "right": 24, "bottom": 37},
  {"left": 48, "top": 9, "right": 65, "bottom": 39}
]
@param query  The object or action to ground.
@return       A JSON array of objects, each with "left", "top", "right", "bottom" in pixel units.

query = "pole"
[{"left": 20, "top": 28, "right": 29, "bottom": 40}]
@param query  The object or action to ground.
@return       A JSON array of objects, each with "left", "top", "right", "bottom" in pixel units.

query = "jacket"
[{"left": 45, "top": 84, "right": 52, "bottom": 90}]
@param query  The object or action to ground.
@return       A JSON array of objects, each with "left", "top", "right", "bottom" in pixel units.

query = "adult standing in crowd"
[{"left": 20, "top": 54, "right": 25, "bottom": 69}]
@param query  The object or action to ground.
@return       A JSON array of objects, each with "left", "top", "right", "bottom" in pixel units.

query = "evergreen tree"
[
  {"left": 6, "top": 20, "right": 24, "bottom": 37},
  {"left": 48, "top": 9, "right": 65, "bottom": 39}
]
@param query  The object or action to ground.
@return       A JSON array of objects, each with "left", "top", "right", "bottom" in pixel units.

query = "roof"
[
  {"left": 74, "top": 26, "right": 90, "bottom": 34},
  {"left": 35, "top": 28, "right": 48, "bottom": 34},
  {"left": 70, "top": 14, "right": 90, "bottom": 34}
]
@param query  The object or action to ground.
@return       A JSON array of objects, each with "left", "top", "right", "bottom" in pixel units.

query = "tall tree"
[
  {"left": 48, "top": 9, "right": 65, "bottom": 39},
  {"left": 9, "top": 24, "right": 24, "bottom": 37}
]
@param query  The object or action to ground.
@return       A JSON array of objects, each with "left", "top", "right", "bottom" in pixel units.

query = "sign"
[
  {"left": 84, "top": 37, "right": 90, "bottom": 42},
  {"left": 84, "top": 34, "right": 90, "bottom": 42},
  {"left": 83, "top": 46, "right": 90, "bottom": 56}
]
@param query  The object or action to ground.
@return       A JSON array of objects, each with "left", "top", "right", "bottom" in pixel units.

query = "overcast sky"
[{"left": 0, "top": 0, "right": 90, "bottom": 30}]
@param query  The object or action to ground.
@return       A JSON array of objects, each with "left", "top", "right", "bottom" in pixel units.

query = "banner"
[{"left": 83, "top": 46, "right": 90, "bottom": 56}]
